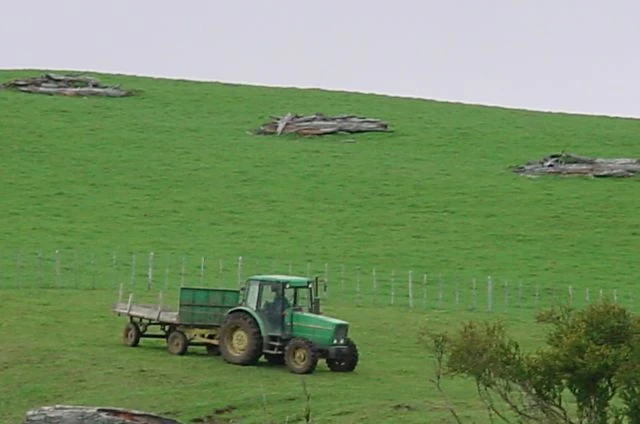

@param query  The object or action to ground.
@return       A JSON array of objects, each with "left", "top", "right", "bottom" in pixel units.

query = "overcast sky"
[{"left": 3, "top": 0, "right": 639, "bottom": 119}]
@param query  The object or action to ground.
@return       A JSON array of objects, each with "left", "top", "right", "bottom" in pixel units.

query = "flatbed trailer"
[{"left": 113, "top": 286, "right": 240, "bottom": 355}]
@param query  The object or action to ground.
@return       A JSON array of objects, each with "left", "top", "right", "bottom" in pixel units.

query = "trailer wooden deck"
[{"left": 113, "top": 301, "right": 178, "bottom": 324}]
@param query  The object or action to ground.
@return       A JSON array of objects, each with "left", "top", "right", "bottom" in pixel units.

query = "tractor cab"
[{"left": 241, "top": 274, "right": 319, "bottom": 335}]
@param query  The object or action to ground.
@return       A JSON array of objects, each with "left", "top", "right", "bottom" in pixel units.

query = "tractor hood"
[
  {"left": 296, "top": 312, "right": 348, "bottom": 327},
  {"left": 290, "top": 311, "right": 349, "bottom": 347}
]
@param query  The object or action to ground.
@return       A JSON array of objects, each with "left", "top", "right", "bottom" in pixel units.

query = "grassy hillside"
[
  {"left": 1, "top": 69, "right": 639, "bottom": 423},
  {"left": 2, "top": 70, "right": 639, "bottom": 286}
]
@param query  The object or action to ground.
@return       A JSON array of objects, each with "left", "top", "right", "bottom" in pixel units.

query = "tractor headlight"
[{"left": 333, "top": 325, "right": 348, "bottom": 344}]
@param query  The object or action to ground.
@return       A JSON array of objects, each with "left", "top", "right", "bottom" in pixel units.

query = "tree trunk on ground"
[
  {"left": 16, "top": 86, "right": 132, "bottom": 97},
  {"left": 1, "top": 73, "right": 133, "bottom": 97},
  {"left": 254, "top": 113, "right": 391, "bottom": 136},
  {"left": 514, "top": 152, "right": 640, "bottom": 178},
  {"left": 23, "top": 405, "right": 183, "bottom": 424}
]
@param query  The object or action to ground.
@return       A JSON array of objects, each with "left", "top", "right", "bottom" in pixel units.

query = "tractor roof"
[{"left": 248, "top": 274, "right": 313, "bottom": 288}]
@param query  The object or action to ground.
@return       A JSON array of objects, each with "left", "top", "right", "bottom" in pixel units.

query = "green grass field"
[{"left": 1, "top": 69, "right": 639, "bottom": 423}]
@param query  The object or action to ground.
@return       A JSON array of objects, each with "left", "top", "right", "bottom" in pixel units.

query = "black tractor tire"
[
  {"left": 206, "top": 344, "right": 221, "bottom": 356},
  {"left": 284, "top": 338, "right": 318, "bottom": 374},
  {"left": 167, "top": 330, "right": 189, "bottom": 356},
  {"left": 264, "top": 353, "right": 285, "bottom": 365},
  {"left": 327, "top": 338, "right": 359, "bottom": 372},
  {"left": 123, "top": 322, "right": 141, "bottom": 347},
  {"left": 219, "top": 313, "right": 263, "bottom": 365}
]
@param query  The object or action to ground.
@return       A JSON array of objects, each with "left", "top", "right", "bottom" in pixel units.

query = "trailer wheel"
[
  {"left": 167, "top": 330, "right": 188, "bottom": 356},
  {"left": 219, "top": 313, "right": 262, "bottom": 365},
  {"left": 123, "top": 322, "right": 141, "bottom": 347},
  {"left": 284, "top": 338, "right": 318, "bottom": 374},
  {"left": 327, "top": 338, "right": 359, "bottom": 372}
]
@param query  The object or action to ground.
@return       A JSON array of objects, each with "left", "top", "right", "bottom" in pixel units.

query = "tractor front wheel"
[
  {"left": 123, "top": 322, "right": 141, "bottom": 347},
  {"left": 284, "top": 338, "right": 318, "bottom": 374},
  {"left": 219, "top": 313, "right": 262, "bottom": 365},
  {"left": 327, "top": 338, "right": 359, "bottom": 372},
  {"left": 167, "top": 330, "right": 189, "bottom": 355}
]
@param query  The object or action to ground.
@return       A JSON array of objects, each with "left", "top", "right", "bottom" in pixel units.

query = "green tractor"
[
  {"left": 219, "top": 274, "right": 359, "bottom": 374},
  {"left": 114, "top": 274, "right": 359, "bottom": 374}
]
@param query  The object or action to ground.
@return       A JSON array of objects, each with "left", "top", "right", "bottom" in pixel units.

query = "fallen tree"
[
  {"left": 24, "top": 405, "right": 182, "bottom": 424},
  {"left": 514, "top": 152, "right": 640, "bottom": 178},
  {"left": 1, "top": 73, "right": 133, "bottom": 97},
  {"left": 253, "top": 113, "right": 391, "bottom": 136}
]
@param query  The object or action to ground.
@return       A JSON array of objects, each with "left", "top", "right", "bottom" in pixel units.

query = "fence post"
[
  {"left": 147, "top": 252, "right": 154, "bottom": 291},
  {"left": 437, "top": 274, "right": 443, "bottom": 309},
  {"left": 472, "top": 278, "right": 477, "bottom": 310},
  {"left": 372, "top": 268, "right": 377, "bottom": 304},
  {"left": 568, "top": 285, "right": 574, "bottom": 307},
  {"left": 408, "top": 271, "right": 413, "bottom": 308},
  {"left": 518, "top": 280, "right": 523, "bottom": 309},
  {"left": 55, "top": 249, "right": 61, "bottom": 288},
  {"left": 112, "top": 252, "right": 117, "bottom": 288},
  {"left": 218, "top": 258, "right": 223, "bottom": 286},
  {"left": 181, "top": 256, "right": 186, "bottom": 287},
  {"left": 164, "top": 265, "right": 170, "bottom": 291},
  {"left": 200, "top": 256, "right": 205, "bottom": 285},
  {"left": 355, "top": 266, "right": 361, "bottom": 306},
  {"left": 324, "top": 263, "right": 329, "bottom": 299},
  {"left": 73, "top": 251, "right": 80, "bottom": 288},
  {"left": 391, "top": 270, "right": 396, "bottom": 306},
  {"left": 487, "top": 276, "right": 493, "bottom": 312},
  {"left": 423, "top": 273, "right": 428, "bottom": 309},
  {"left": 91, "top": 253, "right": 96, "bottom": 289},
  {"left": 130, "top": 253, "right": 136, "bottom": 289},
  {"left": 503, "top": 280, "right": 509, "bottom": 313},
  {"left": 237, "top": 256, "right": 243, "bottom": 286},
  {"left": 37, "top": 251, "right": 44, "bottom": 287},
  {"left": 15, "top": 250, "right": 21, "bottom": 288},
  {"left": 585, "top": 287, "right": 590, "bottom": 303}
]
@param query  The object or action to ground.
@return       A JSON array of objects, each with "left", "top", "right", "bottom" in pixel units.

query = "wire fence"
[{"left": 0, "top": 249, "right": 633, "bottom": 313}]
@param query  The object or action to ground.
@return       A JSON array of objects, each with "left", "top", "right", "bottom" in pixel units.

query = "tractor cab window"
[
  {"left": 257, "top": 282, "right": 293, "bottom": 332},
  {"left": 291, "top": 286, "right": 312, "bottom": 311},
  {"left": 259, "top": 283, "right": 292, "bottom": 312},
  {"left": 244, "top": 280, "right": 260, "bottom": 310}
]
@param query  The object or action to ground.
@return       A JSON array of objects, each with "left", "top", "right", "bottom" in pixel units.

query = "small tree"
[{"left": 423, "top": 301, "right": 640, "bottom": 424}]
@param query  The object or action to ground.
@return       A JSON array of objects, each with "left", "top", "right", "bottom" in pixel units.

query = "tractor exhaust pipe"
[{"left": 312, "top": 276, "right": 321, "bottom": 314}]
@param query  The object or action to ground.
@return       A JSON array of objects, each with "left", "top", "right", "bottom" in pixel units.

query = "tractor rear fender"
[{"left": 224, "top": 306, "right": 267, "bottom": 343}]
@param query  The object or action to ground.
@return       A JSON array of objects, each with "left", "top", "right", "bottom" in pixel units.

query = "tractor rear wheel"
[
  {"left": 219, "top": 313, "right": 262, "bottom": 365},
  {"left": 326, "top": 338, "right": 359, "bottom": 372},
  {"left": 284, "top": 338, "right": 318, "bottom": 374},
  {"left": 167, "top": 330, "right": 188, "bottom": 355},
  {"left": 123, "top": 322, "right": 141, "bottom": 347}
]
